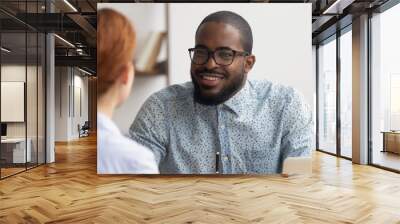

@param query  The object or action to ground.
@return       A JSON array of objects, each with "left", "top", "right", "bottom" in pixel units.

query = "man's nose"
[{"left": 204, "top": 54, "right": 218, "bottom": 69}]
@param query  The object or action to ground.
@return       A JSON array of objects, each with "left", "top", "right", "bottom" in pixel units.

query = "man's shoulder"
[
  {"left": 249, "top": 79, "right": 298, "bottom": 102},
  {"left": 150, "top": 82, "right": 193, "bottom": 103}
]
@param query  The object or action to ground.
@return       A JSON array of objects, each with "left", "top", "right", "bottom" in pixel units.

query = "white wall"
[
  {"left": 72, "top": 74, "right": 89, "bottom": 137},
  {"left": 54, "top": 67, "right": 89, "bottom": 141},
  {"left": 55, "top": 67, "right": 69, "bottom": 141},
  {"left": 1, "top": 64, "right": 47, "bottom": 164},
  {"left": 1, "top": 65, "right": 26, "bottom": 81},
  {"left": 1, "top": 65, "right": 38, "bottom": 137},
  {"left": 98, "top": 3, "right": 169, "bottom": 134},
  {"left": 1, "top": 65, "right": 26, "bottom": 140},
  {"left": 168, "top": 3, "right": 313, "bottom": 107}
]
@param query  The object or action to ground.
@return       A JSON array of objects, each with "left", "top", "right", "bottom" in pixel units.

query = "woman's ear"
[
  {"left": 119, "top": 63, "right": 134, "bottom": 85},
  {"left": 244, "top": 55, "right": 256, "bottom": 73}
]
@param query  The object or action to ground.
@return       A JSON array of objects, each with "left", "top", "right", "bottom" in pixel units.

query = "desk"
[
  {"left": 1, "top": 138, "right": 31, "bottom": 163},
  {"left": 381, "top": 131, "right": 400, "bottom": 154}
]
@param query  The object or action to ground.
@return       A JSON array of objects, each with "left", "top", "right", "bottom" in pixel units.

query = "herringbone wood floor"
[{"left": 1, "top": 135, "right": 400, "bottom": 224}]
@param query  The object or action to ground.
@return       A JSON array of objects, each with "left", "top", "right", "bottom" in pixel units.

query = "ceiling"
[
  {"left": 0, "top": 0, "right": 97, "bottom": 74},
  {"left": 0, "top": 0, "right": 394, "bottom": 75}
]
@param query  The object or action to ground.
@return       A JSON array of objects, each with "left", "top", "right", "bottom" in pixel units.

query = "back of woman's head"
[{"left": 97, "top": 8, "right": 136, "bottom": 96}]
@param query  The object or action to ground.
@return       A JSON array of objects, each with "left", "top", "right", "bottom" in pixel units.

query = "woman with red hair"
[{"left": 97, "top": 8, "right": 158, "bottom": 174}]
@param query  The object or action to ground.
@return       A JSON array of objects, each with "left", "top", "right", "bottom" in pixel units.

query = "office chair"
[{"left": 79, "top": 121, "right": 90, "bottom": 138}]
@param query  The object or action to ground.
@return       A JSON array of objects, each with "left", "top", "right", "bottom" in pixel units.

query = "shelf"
[{"left": 135, "top": 60, "right": 167, "bottom": 76}]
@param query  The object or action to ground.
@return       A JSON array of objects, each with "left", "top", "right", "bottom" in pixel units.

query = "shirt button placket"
[
  {"left": 218, "top": 106, "right": 231, "bottom": 173},
  {"left": 217, "top": 107, "right": 224, "bottom": 173}
]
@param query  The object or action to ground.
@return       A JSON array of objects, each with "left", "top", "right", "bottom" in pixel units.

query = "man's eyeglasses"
[{"left": 188, "top": 47, "right": 249, "bottom": 66}]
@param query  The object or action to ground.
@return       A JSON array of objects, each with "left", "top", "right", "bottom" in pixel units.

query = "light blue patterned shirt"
[{"left": 129, "top": 79, "right": 313, "bottom": 174}]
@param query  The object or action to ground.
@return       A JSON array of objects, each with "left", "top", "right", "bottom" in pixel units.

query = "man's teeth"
[
  {"left": 202, "top": 76, "right": 219, "bottom": 81},
  {"left": 200, "top": 74, "right": 223, "bottom": 81}
]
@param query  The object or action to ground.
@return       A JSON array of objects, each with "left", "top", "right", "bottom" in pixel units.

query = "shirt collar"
[
  {"left": 98, "top": 112, "right": 121, "bottom": 134},
  {"left": 222, "top": 80, "right": 252, "bottom": 116},
  {"left": 193, "top": 80, "right": 252, "bottom": 116}
]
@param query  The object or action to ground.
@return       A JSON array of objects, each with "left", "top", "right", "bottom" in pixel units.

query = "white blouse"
[{"left": 97, "top": 112, "right": 159, "bottom": 174}]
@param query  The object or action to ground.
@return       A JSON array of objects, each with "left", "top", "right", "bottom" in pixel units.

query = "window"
[
  {"left": 317, "top": 25, "right": 353, "bottom": 159},
  {"left": 370, "top": 2, "right": 400, "bottom": 171},
  {"left": 340, "top": 28, "right": 352, "bottom": 158},
  {"left": 318, "top": 36, "right": 337, "bottom": 155},
  {"left": 390, "top": 74, "right": 400, "bottom": 130}
]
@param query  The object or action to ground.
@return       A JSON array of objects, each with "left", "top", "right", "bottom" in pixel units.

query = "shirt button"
[{"left": 224, "top": 156, "right": 229, "bottom": 161}]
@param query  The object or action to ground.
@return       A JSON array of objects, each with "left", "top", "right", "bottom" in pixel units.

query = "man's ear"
[{"left": 244, "top": 55, "right": 256, "bottom": 73}]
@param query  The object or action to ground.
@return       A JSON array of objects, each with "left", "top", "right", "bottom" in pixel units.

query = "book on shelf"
[{"left": 135, "top": 31, "right": 166, "bottom": 74}]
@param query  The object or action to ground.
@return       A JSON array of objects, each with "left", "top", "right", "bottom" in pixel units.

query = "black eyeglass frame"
[{"left": 188, "top": 47, "right": 250, "bottom": 66}]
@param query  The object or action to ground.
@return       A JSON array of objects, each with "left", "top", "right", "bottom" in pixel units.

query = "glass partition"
[
  {"left": 1, "top": 30, "right": 28, "bottom": 178},
  {"left": 371, "top": 3, "right": 400, "bottom": 171},
  {"left": 38, "top": 32, "right": 45, "bottom": 165},
  {"left": 27, "top": 31, "right": 38, "bottom": 169},
  {"left": 318, "top": 36, "right": 337, "bottom": 155},
  {"left": 339, "top": 28, "right": 352, "bottom": 158},
  {"left": 0, "top": 1, "right": 46, "bottom": 179}
]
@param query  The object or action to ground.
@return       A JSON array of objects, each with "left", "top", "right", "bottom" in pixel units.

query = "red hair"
[{"left": 97, "top": 8, "right": 136, "bottom": 96}]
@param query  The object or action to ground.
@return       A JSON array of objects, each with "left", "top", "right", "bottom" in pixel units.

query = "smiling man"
[{"left": 129, "top": 11, "right": 313, "bottom": 174}]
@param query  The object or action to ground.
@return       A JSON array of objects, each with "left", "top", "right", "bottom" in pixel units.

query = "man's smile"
[{"left": 196, "top": 72, "right": 225, "bottom": 88}]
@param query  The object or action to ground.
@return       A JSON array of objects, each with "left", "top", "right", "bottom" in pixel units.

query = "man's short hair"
[{"left": 196, "top": 11, "right": 253, "bottom": 54}]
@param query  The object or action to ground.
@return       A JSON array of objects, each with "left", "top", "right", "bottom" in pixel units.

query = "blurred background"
[{"left": 98, "top": 3, "right": 313, "bottom": 135}]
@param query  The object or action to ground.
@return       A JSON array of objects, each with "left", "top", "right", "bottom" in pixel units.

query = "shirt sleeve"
[
  {"left": 129, "top": 94, "right": 168, "bottom": 165},
  {"left": 280, "top": 88, "right": 313, "bottom": 162}
]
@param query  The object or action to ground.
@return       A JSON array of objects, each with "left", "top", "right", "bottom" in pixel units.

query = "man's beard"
[{"left": 191, "top": 69, "right": 246, "bottom": 106}]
